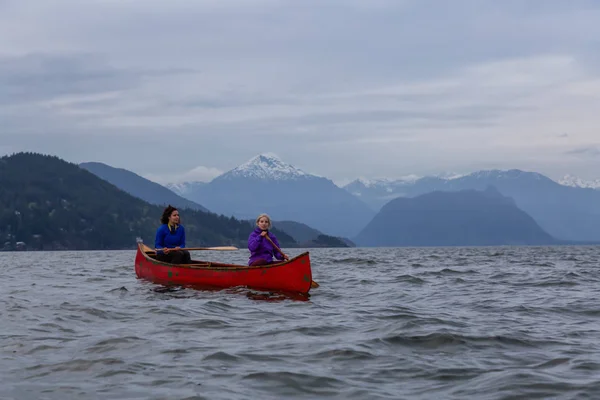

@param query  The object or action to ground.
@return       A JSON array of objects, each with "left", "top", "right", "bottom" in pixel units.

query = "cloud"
[
  {"left": 566, "top": 146, "right": 600, "bottom": 158},
  {"left": 0, "top": 53, "right": 137, "bottom": 105},
  {"left": 1, "top": 0, "right": 600, "bottom": 183},
  {"left": 144, "top": 165, "right": 224, "bottom": 184}
]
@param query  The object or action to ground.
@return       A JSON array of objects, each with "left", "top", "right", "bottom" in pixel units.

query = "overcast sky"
[{"left": 1, "top": 0, "right": 599, "bottom": 185}]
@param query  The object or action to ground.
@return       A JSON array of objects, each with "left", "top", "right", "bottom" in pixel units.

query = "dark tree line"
[{"left": 0, "top": 153, "right": 296, "bottom": 250}]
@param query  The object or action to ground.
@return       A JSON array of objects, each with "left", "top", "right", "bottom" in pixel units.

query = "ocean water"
[{"left": 1, "top": 246, "right": 600, "bottom": 399}]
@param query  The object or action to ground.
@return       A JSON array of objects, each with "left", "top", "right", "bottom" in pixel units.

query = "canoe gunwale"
[{"left": 137, "top": 243, "right": 309, "bottom": 271}]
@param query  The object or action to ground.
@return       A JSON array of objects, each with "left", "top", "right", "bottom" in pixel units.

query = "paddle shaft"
[
  {"left": 263, "top": 234, "right": 287, "bottom": 260},
  {"left": 264, "top": 234, "right": 319, "bottom": 289},
  {"left": 154, "top": 246, "right": 238, "bottom": 252}
]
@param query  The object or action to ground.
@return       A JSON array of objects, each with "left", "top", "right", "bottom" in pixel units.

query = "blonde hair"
[{"left": 255, "top": 213, "right": 272, "bottom": 229}]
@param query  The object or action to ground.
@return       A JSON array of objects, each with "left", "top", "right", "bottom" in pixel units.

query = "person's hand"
[
  {"left": 163, "top": 247, "right": 170, "bottom": 254},
  {"left": 283, "top": 253, "right": 289, "bottom": 261},
  {"left": 260, "top": 231, "right": 268, "bottom": 237}
]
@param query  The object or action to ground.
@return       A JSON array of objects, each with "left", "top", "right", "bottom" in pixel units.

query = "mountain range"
[
  {"left": 80, "top": 162, "right": 209, "bottom": 212},
  {"left": 13, "top": 150, "right": 598, "bottom": 248},
  {"left": 343, "top": 170, "right": 600, "bottom": 242},
  {"left": 164, "top": 154, "right": 375, "bottom": 238},
  {"left": 1, "top": 153, "right": 296, "bottom": 250},
  {"left": 158, "top": 155, "right": 600, "bottom": 244},
  {"left": 79, "top": 158, "right": 354, "bottom": 247}
]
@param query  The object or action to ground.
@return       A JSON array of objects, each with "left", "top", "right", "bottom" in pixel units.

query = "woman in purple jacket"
[{"left": 248, "top": 214, "right": 289, "bottom": 266}]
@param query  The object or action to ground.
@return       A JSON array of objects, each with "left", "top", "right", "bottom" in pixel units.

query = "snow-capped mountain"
[
  {"left": 215, "top": 153, "right": 314, "bottom": 182},
  {"left": 165, "top": 181, "right": 205, "bottom": 196},
  {"left": 172, "top": 153, "right": 374, "bottom": 238},
  {"left": 344, "top": 176, "right": 419, "bottom": 201},
  {"left": 344, "top": 171, "right": 471, "bottom": 200},
  {"left": 558, "top": 174, "right": 600, "bottom": 190},
  {"left": 343, "top": 168, "right": 600, "bottom": 242},
  {"left": 464, "top": 169, "right": 548, "bottom": 181},
  {"left": 345, "top": 172, "right": 468, "bottom": 196},
  {"left": 355, "top": 175, "right": 420, "bottom": 189},
  {"left": 344, "top": 169, "right": 554, "bottom": 205},
  {"left": 357, "top": 176, "right": 418, "bottom": 187}
]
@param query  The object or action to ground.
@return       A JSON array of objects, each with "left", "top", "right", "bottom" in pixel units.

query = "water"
[{"left": 2, "top": 246, "right": 600, "bottom": 399}]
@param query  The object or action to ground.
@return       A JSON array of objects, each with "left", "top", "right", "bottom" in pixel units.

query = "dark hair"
[{"left": 160, "top": 205, "right": 178, "bottom": 224}]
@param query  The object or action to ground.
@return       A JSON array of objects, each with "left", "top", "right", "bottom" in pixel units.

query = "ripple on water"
[{"left": 1, "top": 246, "right": 600, "bottom": 399}]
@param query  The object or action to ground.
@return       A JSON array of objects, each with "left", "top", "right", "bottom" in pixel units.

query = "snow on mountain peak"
[
  {"left": 356, "top": 177, "right": 393, "bottom": 188},
  {"left": 165, "top": 182, "right": 187, "bottom": 195},
  {"left": 434, "top": 172, "right": 465, "bottom": 180},
  {"left": 559, "top": 174, "right": 600, "bottom": 189},
  {"left": 355, "top": 175, "right": 420, "bottom": 188},
  {"left": 165, "top": 181, "right": 204, "bottom": 195},
  {"left": 465, "top": 169, "right": 546, "bottom": 180},
  {"left": 221, "top": 153, "right": 312, "bottom": 181}
]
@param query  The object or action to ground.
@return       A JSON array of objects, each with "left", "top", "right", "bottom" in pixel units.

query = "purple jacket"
[{"left": 248, "top": 227, "right": 284, "bottom": 266}]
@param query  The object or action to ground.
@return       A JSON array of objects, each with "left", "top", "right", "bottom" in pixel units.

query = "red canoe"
[{"left": 134, "top": 244, "right": 313, "bottom": 295}]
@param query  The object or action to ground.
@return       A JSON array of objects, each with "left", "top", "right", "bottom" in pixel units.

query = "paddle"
[
  {"left": 154, "top": 246, "right": 238, "bottom": 251},
  {"left": 263, "top": 234, "right": 320, "bottom": 289}
]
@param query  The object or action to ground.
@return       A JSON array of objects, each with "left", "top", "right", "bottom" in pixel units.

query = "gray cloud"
[
  {"left": 1, "top": 0, "right": 600, "bottom": 182},
  {"left": 0, "top": 53, "right": 198, "bottom": 105},
  {"left": 0, "top": 53, "right": 137, "bottom": 105},
  {"left": 566, "top": 146, "right": 600, "bottom": 158}
]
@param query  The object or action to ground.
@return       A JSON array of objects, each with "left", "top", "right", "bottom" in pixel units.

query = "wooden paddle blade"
[
  {"left": 186, "top": 246, "right": 239, "bottom": 251},
  {"left": 311, "top": 280, "right": 320, "bottom": 288},
  {"left": 141, "top": 244, "right": 154, "bottom": 253}
]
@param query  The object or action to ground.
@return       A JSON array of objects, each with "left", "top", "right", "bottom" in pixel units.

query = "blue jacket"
[
  {"left": 248, "top": 227, "right": 284, "bottom": 265},
  {"left": 155, "top": 224, "right": 186, "bottom": 252}
]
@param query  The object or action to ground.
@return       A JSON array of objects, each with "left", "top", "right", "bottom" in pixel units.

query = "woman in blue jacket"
[
  {"left": 154, "top": 205, "right": 191, "bottom": 264},
  {"left": 248, "top": 213, "right": 289, "bottom": 266}
]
